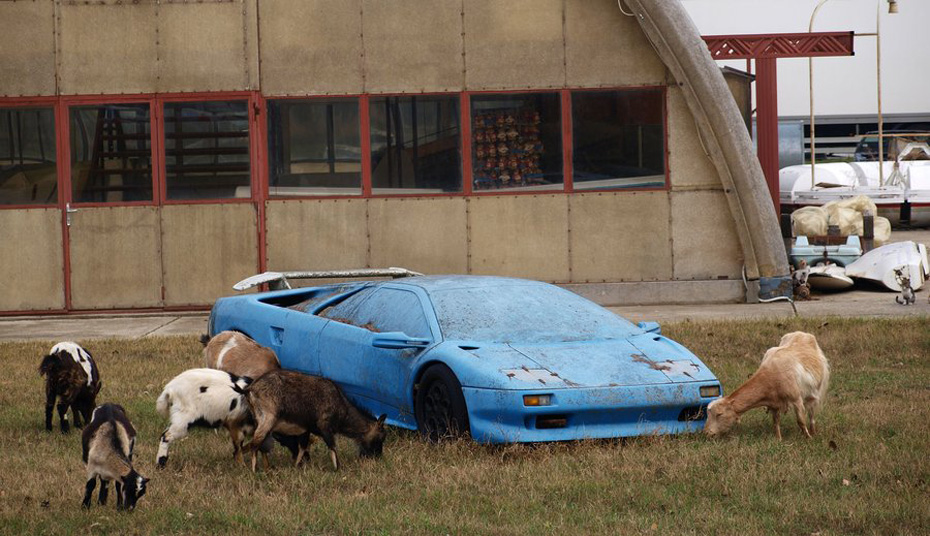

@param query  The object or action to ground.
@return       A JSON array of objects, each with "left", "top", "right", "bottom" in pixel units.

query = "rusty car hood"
[{"left": 456, "top": 334, "right": 714, "bottom": 390}]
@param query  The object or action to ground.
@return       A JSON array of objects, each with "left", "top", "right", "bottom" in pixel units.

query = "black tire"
[{"left": 415, "top": 364, "right": 469, "bottom": 441}]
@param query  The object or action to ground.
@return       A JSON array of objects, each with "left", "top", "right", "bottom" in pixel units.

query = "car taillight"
[{"left": 700, "top": 385, "right": 721, "bottom": 398}]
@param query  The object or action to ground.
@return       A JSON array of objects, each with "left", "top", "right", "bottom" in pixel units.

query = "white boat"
[
  {"left": 844, "top": 241, "right": 929, "bottom": 291},
  {"left": 806, "top": 263, "right": 855, "bottom": 291},
  {"left": 780, "top": 156, "right": 930, "bottom": 227}
]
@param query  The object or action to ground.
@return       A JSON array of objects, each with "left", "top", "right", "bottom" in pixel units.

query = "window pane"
[
  {"left": 70, "top": 103, "right": 152, "bottom": 203},
  {"left": 471, "top": 93, "right": 562, "bottom": 192},
  {"left": 572, "top": 89, "right": 665, "bottom": 190},
  {"left": 268, "top": 99, "right": 361, "bottom": 196},
  {"left": 164, "top": 101, "right": 250, "bottom": 200},
  {"left": 370, "top": 96, "right": 461, "bottom": 194},
  {"left": 354, "top": 288, "right": 430, "bottom": 338},
  {"left": 0, "top": 107, "right": 57, "bottom": 205}
]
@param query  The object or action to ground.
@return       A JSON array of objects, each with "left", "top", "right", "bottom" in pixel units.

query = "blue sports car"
[{"left": 208, "top": 272, "right": 722, "bottom": 443}]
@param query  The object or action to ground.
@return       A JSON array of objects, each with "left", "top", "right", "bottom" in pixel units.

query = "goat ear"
[{"left": 377, "top": 414, "right": 387, "bottom": 426}]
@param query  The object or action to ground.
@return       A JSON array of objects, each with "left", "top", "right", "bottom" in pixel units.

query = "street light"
[{"left": 808, "top": 0, "right": 899, "bottom": 188}]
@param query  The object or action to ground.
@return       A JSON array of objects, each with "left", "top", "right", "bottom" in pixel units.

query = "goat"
[
  {"left": 245, "top": 370, "right": 387, "bottom": 472},
  {"left": 39, "top": 342, "right": 101, "bottom": 433},
  {"left": 155, "top": 368, "right": 272, "bottom": 469},
  {"left": 81, "top": 403, "right": 148, "bottom": 510},
  {"left": 705, "top": 331, "right": 830, "bottom": 440},
  {"left": 201, "top": 331, "right": 281, "bottom": 379}
]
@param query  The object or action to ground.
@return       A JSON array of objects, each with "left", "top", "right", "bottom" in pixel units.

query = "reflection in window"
[
  {"left": 164, "top": 101, "right": 250, "bottom": 200},
  {"left": 70, "top": 103, "right": 152, "bottom": 203},
  {"left": 1, "top": 107, "right": 57, "bottom": 205},
  {"left": 572, "top": 90, "right": 665, "bottom": 190},
  {"left": 471, "top": 93, "right": 562, "bottom": 192},
  {"left": 268, "top": 99, "right": 361, "bottom": 196},
  {"left": 354, "top": 289, "right": 430, "bottom": 338},
  {"left": 370, "top": 96, "right": 461, "bottom": 193}
]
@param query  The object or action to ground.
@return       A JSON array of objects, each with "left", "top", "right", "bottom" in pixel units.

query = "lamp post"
[{"left": 808, "top": 0, "right": 898, "bottom": 188}]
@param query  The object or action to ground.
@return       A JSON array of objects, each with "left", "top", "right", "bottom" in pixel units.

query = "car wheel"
[{"left": 415, "top": 364, "right": 469, "bottom": 441}]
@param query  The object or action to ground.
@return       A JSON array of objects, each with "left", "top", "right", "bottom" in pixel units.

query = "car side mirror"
[
  {"left": 371, "top": 332, "right": 432, "bottom": 350},
  {"left": 637, "top": 321, "right": 661, "bottom": 334}
]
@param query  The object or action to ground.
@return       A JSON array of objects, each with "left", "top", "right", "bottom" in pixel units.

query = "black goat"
[{"left": 39, "top": 342, "right": 101, "bottom": 433}]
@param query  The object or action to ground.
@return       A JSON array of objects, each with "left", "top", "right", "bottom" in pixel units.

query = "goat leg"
[
  {"left": 57, "top": 402, "right": 70, "bottom": 434},
  {"left": 115, "top": 481, "right": 123, "bottom": 509},
  {"left": 771, "top": 409, "right": 782, "bottom": 441},
  {"left": 320, "top": 433, "right": 339, "bottom": 471},
  {"left": 82, "top": 477, "right": 97, "bottom": 509},
  {"left": 98, "top": 480, "right": 109, "bottom": 506},
  {"left": 44, "top": 391, "right": 55, "bottom": 432},
  {"left": 228, "top": 425, "right": 244, "bottom": 464},
  {"left": 793, "top": 400, "right": 812, "bottom": 438}
]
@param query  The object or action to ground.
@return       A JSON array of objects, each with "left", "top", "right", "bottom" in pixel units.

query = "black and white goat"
[
  {"left": 39, "top": 342, "right": 101, "bottom": 433},
  {"left": 155, "top": 368, "right": 272, "bottom": 468},
  {"left": 82, "top": 403, "right": 148, "bottom": 510}
]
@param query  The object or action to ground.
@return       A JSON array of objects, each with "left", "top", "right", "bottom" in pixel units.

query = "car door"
[{"left": 317, "top": 286, "right": 433, "bottom": 424}]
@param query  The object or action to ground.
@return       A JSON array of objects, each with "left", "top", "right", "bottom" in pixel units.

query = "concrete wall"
[
  {"left": 0, "top": 209, "right": 64, "bottom": 311},
  {"left": 161, "top": 204, "right": 259, "bottom": 306},
  {"left": 68, "top": 206, "right": 163, "bottom": 310}
]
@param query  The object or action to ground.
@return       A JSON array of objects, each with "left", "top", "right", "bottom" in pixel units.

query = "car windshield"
[{"left": 430, "top": 283, "right": 641, "bottom": 343}]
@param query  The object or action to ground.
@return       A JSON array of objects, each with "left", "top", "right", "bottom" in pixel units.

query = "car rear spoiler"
[{"left": 233, "top": 267, "right": 424, "bottom": 291}]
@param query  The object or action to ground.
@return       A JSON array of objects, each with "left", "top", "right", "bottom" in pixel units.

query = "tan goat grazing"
[
  {"left": 202, "top": 331, "right": 281, "bottom": 380},
  {"left": 704, "top": 331, "right": 830, "bottom": 440}
]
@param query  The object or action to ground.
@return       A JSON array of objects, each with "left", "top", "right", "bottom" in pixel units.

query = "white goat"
[
  {"left": 705, "top": 331, "right": 830, "bottom": 439},
  {"left": 155, "top": 368, "right": 270, "bottom": 468},
  {"left": 201, "top": 331, "right": 280, "bottom": 380}
]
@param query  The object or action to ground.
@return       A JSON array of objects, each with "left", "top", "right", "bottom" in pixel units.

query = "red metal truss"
[{"left": 703, "top": 32, "right": 854, "bottom": 60}]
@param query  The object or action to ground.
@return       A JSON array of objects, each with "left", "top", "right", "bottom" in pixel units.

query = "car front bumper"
[{"left": 462, "top": 382, "right": 718, "bottom": 443}]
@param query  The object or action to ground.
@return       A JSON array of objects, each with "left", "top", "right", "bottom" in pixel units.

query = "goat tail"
[
  {"left": 199, "top": 333, "right": 211, "bottom": 347},
  {"left": 156, "top": 389, "right": 171, "bottom": 417}
]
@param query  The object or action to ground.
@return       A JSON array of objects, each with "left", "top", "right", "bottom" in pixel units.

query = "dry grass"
[{"left": 0, "top": 317, "right": 927, "bottom": 535}]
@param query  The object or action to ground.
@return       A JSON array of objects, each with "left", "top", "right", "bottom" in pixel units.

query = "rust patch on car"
[{"left": 632, "top": 354, "right": 671, "bottom": 371}]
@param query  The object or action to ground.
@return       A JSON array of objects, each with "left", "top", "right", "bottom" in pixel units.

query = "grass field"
[{"left": 0, "top": 317, "right": 927, "bottom": 535}]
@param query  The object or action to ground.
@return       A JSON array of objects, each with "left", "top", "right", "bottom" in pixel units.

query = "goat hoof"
[{"left": 156, "top": 457, "right": 167, "bottom": 469}]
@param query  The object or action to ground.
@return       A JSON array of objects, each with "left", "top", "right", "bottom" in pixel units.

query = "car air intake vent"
[
  {"left": 535, "top": 415, "right": 568, "bottom": 429},
  {"left": 678, "top": 405, "right": 708, "bottom": 422},
  {"left": 459, "top": 345, "right": 480, "bottom": 351}
]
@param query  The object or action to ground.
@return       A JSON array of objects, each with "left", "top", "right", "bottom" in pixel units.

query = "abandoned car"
[{"left": 208, "top": 273, "right": 722, "bottom": 443}]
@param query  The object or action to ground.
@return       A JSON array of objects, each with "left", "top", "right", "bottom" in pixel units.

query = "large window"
[
  {"left": 370, "top": 95, "right": 461, "bottom": 194},
  {"left": 571, "top": 89, "right": 665, "bottom": 190},
  {"left": 70, "top": 103, "right": 153, "bottom": 203},
  {"left": 1, "top": 106, "right": 57, "bottom": 205},
  {"left": 471, "top": 92, "right": 562, "bottom": 192},
  {"left": 164, "top": 101, "right": 250, "bottom": 200},
  {"left": 268, "top": 98, "right": 361, "bottom": 196}
]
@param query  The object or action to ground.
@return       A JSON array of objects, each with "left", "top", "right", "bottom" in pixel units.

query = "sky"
[{"left": 680, "top": 0, "right": 929, "bottom": 118}]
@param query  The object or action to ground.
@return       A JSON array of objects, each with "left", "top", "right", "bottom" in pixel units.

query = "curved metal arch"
[{"left": 624, "top": 0, "right": 790, "bottom": 283}]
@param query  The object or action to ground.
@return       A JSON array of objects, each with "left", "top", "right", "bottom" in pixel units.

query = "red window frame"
[
  {"left": 0, "top": 96, "right": 63, "bottom": 210},
  {"left": 259, "top": 85, "right": 669, "bottom": 202},
  {"left": 158, "top": 91, "right": 259, "bottom": 206},
  {"left": 264, "top": 94, "right": 366, "bottom": 199},
  {"left": 0, "top": 85, "right": 668, "bottom": 211}
]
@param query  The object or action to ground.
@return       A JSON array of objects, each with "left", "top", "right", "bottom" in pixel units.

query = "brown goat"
[
  {"left": 201, "top": 331, "right": 280, "bottom": 380},
  {"left": 245, "top": 370, "right": 387, "bottom": 472},
  {"left": 705, "top": 331, "right": 830, "bottom": 440},
  {"left": 39, "top": 342, "right": 102, "bottom": 433}
]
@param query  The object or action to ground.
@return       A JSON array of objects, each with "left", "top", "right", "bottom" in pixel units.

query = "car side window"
[
  {"left": 352, "top": 288, "right": 431, "bottom": 339},
  {"left": 318, "top": 287, "right": 377, "bottom": 324}
]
